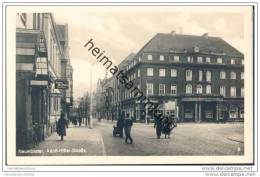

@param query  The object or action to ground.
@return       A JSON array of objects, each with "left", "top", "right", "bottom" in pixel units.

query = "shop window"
[{"left": 229, "top": 106, "right": 238, "bottom": 118}]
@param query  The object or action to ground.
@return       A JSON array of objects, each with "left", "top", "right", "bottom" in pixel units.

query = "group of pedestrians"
[
  {"left": 116, "top": 112, "right": 134, "bottom": 144},
  {"left": 154, "top": 112, "right": 176, "bottom": 139}
]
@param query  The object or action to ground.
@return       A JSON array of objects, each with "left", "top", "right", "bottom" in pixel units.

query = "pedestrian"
[
  {"left": 117, "top": 112, "right": 124, "bottom": 138},
  {"left": 124, "top": 113, "right": 133, "bottom": 144},
  {"left": 154, "top": 113, "right": 163, "bottom": 139},
  {"left": 57, "top": 113, "right": 67, "bottom": 141}
]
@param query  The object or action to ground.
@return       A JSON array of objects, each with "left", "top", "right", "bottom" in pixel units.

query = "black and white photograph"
[{"left": 1, "top": 1, "right": 258, "bottom": 175}]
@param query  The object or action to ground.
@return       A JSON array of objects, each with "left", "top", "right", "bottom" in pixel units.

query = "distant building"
[
  {"left": 16, "top": 13, "right": 73, "bottom": 149},
  {"left": 109, "top": 32, "right": 244, "bottom": 122}
]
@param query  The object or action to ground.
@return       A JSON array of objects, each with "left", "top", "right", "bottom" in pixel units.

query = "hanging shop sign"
[
  {"left": 30, "top": 80, "right": 48, "bottom": 86},
  {"left": 55, "top": 79, "right": 69, "bottom": 89}
]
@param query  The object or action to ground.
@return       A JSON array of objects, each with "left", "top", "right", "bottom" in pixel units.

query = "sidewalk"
[{"left": 17, "top": 125, "right": 106, "bottom": 156}]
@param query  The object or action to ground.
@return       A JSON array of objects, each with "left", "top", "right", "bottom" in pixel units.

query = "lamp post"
[{"left": 89, "top": 65, "right": 94, "bottom": 129}]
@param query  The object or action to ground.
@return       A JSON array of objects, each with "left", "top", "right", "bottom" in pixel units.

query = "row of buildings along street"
[
  {"left": 95, "top": 31, "right": 244, "bottom": 123},
  {"left": 16, "top": 13, "right": 73, "bottom": 150}
]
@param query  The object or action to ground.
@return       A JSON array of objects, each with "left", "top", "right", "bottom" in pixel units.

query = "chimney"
[
  {"left": 202, "top": 33, "right": 209, "bottom": 39},
  {"left": 170, "top": 30, "right": 176, "bottom": 36}
]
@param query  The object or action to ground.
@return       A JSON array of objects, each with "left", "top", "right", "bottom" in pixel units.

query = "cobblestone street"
[{"left": 17, "top": 121, "right": 244, "bottom": 156}]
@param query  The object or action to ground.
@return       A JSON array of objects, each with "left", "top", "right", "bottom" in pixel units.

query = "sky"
[{"left": 52, "top": 6, "right": 251, "bottom": 99}]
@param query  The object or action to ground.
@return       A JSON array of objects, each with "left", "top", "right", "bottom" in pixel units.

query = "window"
[
  {"left": 217, "top": 57, "right": 222, "bottom": 64},
  {"left": 206, "top": 71, "right": 211, "bottom": 82},
  {"left": 137, "top": 69, "right": 140, "bottom": 77},
  {"left": 171, "top": 69, "right": 177, "bottom": 77},
  {"left": 229, "top": 106, "right": 238, "bottom": 118},
  {"left": 35, "top": 57, "right": 48, "bottom": 75},
  {"left": 198, "top": 70, "right": 203, "bottom": 81},
  {"left": 159, "top": 84, "right": 165, "bottom": 95},
  {"left": 220, "top": 86, "right": 226, "bottom": 96},
  {"left": 206, "top": 57, "right": 211, "bottom": 63},
  {"left": 138, "top": 56, "right": 142, "bottom": 62},
  {"left": 197, "top": 56, "right": 203, "bottom": 63},
  {"left": 187, "top": 56, "right": 192, "bottom": 63},
  {"left": 171, "top": 85, "right": 177, "bottom": 95},
  {"left": 174, "top": 55, "right": 179, "bottom": 62},
  {"left": 196, "top": 85, "right": 203, "bottom": 94},
  {"left": 230, "top": 72, "right": 236, "bottom": 79},
  {"left": 133, "top": 73, "right": 136, "bottom": 79},
  {"left": 194, "top": 46, "right": 200, "bottom": 52},
  {"left": 159, "top": 69, "right": 165, "bottom": 77},
  {"left": 147, "top": 68, "right": 153, "bottom": 76},
  {"left": 242, "top": 59, "right": 244, "bottom": 65},
  {"left": 220, "top": 71, "right": 226, "bottom": 79},
  {"left": 186, "top": 70, "right": 192, "bottom": 81},
  {"left": 231, "top": 59, "right": 236, "bottom": 64},
  {"left": 160, "top": 55, "right": 164, "bottom": 61},
  {"left": 186, "top": 84, "right": 192, "bottom": 94},
  {"left": 241, "top": 87, "right": 244, "bottom": 97},
  {"left": 147, "top": 54, "right": 153, "bottom": 60},
  {"left": 206, "top": 85, "right": 211, "bottom": 94},
  {"left": 241, "top": 72, "right": 244, "bottom": 80},
  {"left": 230, "top": 86, "right": 237, "bottom": 97},
  {"left": 146, "top": 83, "right": 153, "bottom": 95}
]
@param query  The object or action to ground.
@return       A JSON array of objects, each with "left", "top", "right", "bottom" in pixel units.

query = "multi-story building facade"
[
  {"left": 111, "top": 31, "right": 244, "bottom": 122},
  {"left": 16, "top": 13, "right": 73, "bottom": 149}
]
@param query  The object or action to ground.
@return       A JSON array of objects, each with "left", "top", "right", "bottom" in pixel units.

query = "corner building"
[{"left": 117, "top": 32, "right": 244, "bottom": 122}]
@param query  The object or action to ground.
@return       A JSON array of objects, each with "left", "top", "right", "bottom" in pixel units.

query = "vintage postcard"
[{"left": 2, "top": 2, "right": 257, "bottom": 173}]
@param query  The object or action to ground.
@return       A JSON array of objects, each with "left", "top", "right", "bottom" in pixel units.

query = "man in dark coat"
[
  {"left": 154, "top": 112, "right": 163, "bottom": 139},
  {"left": 124, "top": 113, "right": 133, "bottom": 144},
  {"left": 117, "top": 115, "right": 124, "bottom": 138},
  {"left": 57, "top": 113, "right": 67, "bottom": 141}
]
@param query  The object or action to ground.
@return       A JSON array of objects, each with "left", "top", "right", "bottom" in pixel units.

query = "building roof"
[
  {"left": 137, "top": 33, "right": 243, "bottom": 58},
  {"left": 118, "top": 52, "right": 136, "bottom": 69}
]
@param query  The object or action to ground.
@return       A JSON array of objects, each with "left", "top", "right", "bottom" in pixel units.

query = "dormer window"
[
  {"left": 159, "top": 55, "right": 164, "bottom": 61},
  {"left": 194, "top": 46, "right": 200, "bottom": 52},
  {"left": 174, "top": 55, "right": 179, "bottom": 62},
  {"left": 217, "top": 57, "right": 223, "bottom": 64},
  {"left": 169, "top": 48, "right": 175, "bottom": 53},
  {"left": 147, "top": 54, "right": 153, "bottom": 60},
  {"left": 197, "top": 56, "right": 203, "bottom": 63},
  {"left": 187, "top": 56, "right": 193, "bottom": 63}
]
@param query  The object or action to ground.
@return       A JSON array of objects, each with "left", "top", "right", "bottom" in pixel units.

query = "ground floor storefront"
[
  {"left": 119, "top": 96, "right": 244, "bottom": 123},
  {"left": 16, "top": 73, "right": 63, "bottom": 150}
]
